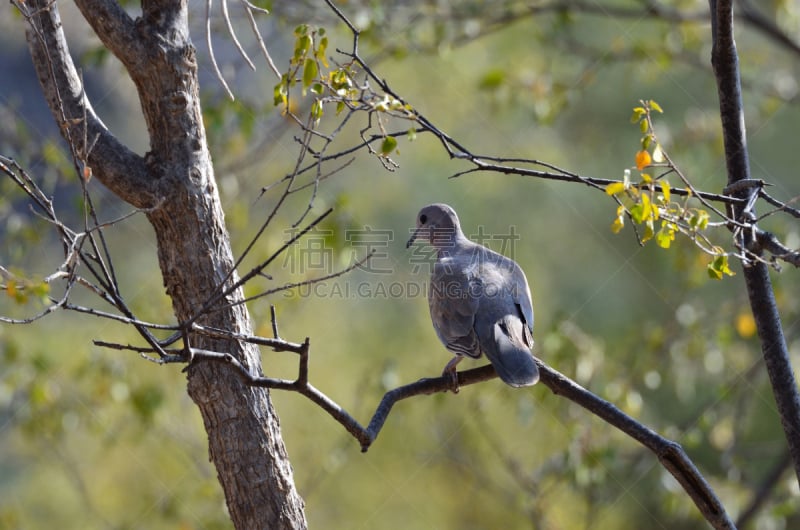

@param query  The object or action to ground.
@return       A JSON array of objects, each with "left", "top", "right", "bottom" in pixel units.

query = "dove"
[{"left": 407, "top": 203, "right": 539, "bottom": 389}]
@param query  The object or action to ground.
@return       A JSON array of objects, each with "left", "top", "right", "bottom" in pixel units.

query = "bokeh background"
[{"left": 2, "top": 1, "right": 800, "bottom": 528}]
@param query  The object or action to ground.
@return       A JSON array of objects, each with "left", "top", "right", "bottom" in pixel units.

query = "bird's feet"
[{"left": 442, "top": 356, "right": 463, "bottom": 394}]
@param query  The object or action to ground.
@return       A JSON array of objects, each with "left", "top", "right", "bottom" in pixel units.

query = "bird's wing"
[
  {"left": 428, "top": 258, "right": 482, "bottom": 358},
  {"left": 509, "top": 261, "right": 534, "bottom": 347},
  {"left": 471, "top": 250, "right": 538, "bottom": 386}
]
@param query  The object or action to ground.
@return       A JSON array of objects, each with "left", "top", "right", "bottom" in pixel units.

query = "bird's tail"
[{"left": 483, "top": 316, "right": 539, "bottom": 387}]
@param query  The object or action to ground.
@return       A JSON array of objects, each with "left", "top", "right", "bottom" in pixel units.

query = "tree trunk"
[
  {"left": 24, "top": 0, "right": 308, "bottom": 527},
  {"left": 709, "top": 0, "right": 800, "bottom": 484}
]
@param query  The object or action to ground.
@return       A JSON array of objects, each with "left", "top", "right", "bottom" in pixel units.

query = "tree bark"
[{"left": 24, "top": 0, "right": 307, "bottom": 527}]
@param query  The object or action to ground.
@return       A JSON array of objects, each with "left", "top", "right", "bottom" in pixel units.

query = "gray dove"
[{"left": 406, "top": 203, "right": 539, "bottom": 389}]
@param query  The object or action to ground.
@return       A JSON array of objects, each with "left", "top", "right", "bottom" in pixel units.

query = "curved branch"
[
  {"left": 21, "top": 0, "right": 157, "bottom": 209},
  {"left": 533, "top": 361, "right": 735, "bottom": 529},
  {"left": 177, "top": 340, "right": 736, "bottom": 530},
  {"left": 113, "top": 297, "right": 736, "bottom": 530}
]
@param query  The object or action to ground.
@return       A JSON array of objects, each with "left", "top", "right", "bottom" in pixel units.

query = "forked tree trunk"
[{"left": 24, "top": 0, "right": 307, "bottom": 527}]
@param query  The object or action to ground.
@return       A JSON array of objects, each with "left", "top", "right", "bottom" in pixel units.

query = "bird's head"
[{"left": 406, "top": 203, "right": 463, "bottom": 249}]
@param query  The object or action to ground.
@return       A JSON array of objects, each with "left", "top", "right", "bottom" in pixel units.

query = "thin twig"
[
  {"left": 220, "top": 0, "right": 255, "bottom": 71},
  {"left": 205, "top": 0, "right": 235, "bottom": 100}
]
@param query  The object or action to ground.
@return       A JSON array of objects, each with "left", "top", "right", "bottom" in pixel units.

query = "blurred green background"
[{"left": 2, "top": 1, "right": 800, "bottom": 529}]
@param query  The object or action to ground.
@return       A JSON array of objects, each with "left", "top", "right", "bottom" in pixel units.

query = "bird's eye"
[{"left": 419, "top": 214, "right": 427, "bottom": 224}]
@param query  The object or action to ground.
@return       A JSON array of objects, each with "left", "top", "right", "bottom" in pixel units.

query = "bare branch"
[
  {"left": 187, "top": 207, "right": 334, "bottom": 327},
  {"left": 758, "top": 190, "right": 800, "bottom": 220},
  {"left": 174, "top": 330, "right": 737, "bottom": 530},
  {"left": 202, "top": 0, "right": 280, "bottom": 94},
  {"left": 206, "top": 0, "right": 235, "bottom": 100},
  {"left": 239, "top": 0, "right": 281, "bottom": 79},
  {"left": 755, "top": 231, "right": 800, "bottom": 268},
  {"left": 218, "top": 250, "right": 376, "bottom": 311},
  {"left": 190, "top": 323, "right": 306, "bottom": 353},
  {"left": 221, "top": 0, "right": 256, "bottom": 71}
]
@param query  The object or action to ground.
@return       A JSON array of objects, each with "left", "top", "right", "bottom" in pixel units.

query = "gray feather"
[{"left": 411, "top": 203, "right": 538, "bottom": 388}]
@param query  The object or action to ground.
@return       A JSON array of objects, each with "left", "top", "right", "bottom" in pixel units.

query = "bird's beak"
[{"left": 406, "top": 227, "right": 422, "bottom": 249}]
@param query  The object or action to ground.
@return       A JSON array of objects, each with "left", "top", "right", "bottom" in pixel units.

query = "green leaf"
[
  {"left": 295, "top": 34, "right": 312, "bottom": 60},
  {"left": 656, "top": 222, "right": 675, "bottom": 248},
  {"left": 380, "top": 136, "right": 398, "bottom": 156},
  {"left": 330, "top": 69, "right": 353, "bottom": 94},
  {"left": 316, "top": 36, "right": 329, "bottom": 67},
  {"left": 708, "top": 254, "right": 735, "bottom": 280},
  {"left": 630, "top": 203, "right": 645, "bottom": 224},
  {"left": 311, "top": 100, "right": 324, "bottom": 124},
  {"left": 479, "top": 69, "right": 505, "bottom": 90},
  {"left": 628, "top": 193, "right": 654, "bottom": 225},
  {"left": 303, "top": 58, "right": 318, "bottom": 89},
  {"left": 689, "top": 209, "right": 710, "bottom": 230},
  {"left": 273, "top": 76, "right": 288, "bottom": 107}
]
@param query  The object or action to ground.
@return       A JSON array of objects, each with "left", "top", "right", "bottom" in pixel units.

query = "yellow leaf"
[
  {"left": 649, "top": 100, "right": 664, "bottom": 113},
  {"left": 611, "top": 206, "right": 626, "bottom": 233},
  {"left": 650, "top": 201, "right": 660, "bottom": 221},
  {"left": 605, "top": 182, "right": 626, "bottom": 195},
  {"left": 635, "top": 150, "right": 652, "bottom": 170},
  {"left": 630, "top": 107, "right": 646, "bottom": 123},
  {"left": 642, "top": 219, "right": 654, "bottom": 243},
  {"left": 661, "top": 180, "right": 671, "bottom": 203},
  {"left": 641, "top": 173, "right": 652, "bottom": 183},
  {"left": 641, "top": 193, "right": 651, "bottom": 219},
  {"left": 735, "top": 313, "right": 757, "bottom": 338}
]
